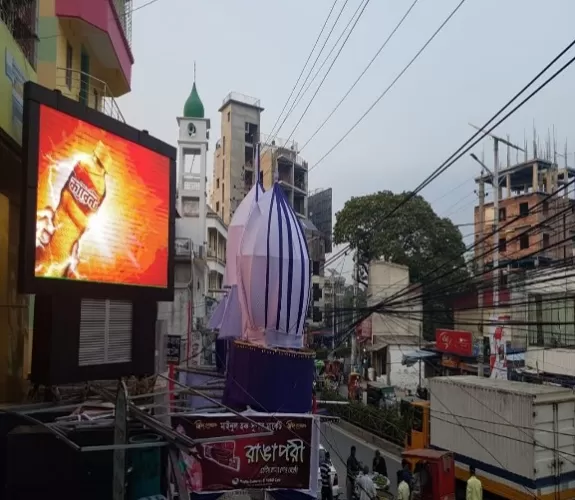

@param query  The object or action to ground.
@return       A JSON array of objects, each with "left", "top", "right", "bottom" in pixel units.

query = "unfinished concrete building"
[
  {"left": 259, "top": 133, "right": 309, "bottom": 218},
  {"left": 474, "top": 157, "right": 575, "bottom": 270},
  {"left": 211, "top": 92, "right": 263, "bottom": 225}
]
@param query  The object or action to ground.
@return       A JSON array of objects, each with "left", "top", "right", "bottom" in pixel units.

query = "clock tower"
[{"left": 177, "top": 78, "right": 210, "bottom": 246}]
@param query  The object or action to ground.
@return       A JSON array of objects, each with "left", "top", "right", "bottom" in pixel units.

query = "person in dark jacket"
[
  {"left": 372, "top": 450, "right": 388, "bottom": 477},
  {"left": 346, "top": 445, "right": 361, "bottom": 500}
]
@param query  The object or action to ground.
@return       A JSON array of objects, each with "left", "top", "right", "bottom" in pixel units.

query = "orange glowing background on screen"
[{"left": 34, "top": 105, "right": 170, "bottom": 288}]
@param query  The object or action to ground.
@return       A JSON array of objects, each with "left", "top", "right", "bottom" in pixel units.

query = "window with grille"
[{"left": 78, "top": 299, "right": 133, "bottom": 366}]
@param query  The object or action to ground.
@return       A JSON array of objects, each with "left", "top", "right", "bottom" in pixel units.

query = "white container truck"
[{"left": 404, "top": 376, "right": 575, "bottom": 500}]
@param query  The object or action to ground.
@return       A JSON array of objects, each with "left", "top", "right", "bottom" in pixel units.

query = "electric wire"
[
  {"left": 308, "top": 0, "right": 467, "bottom": 174},
  {"left": 299, "top": 0, "right": 420, "bottom": 153},
  {"left": 264, "top": 0, "right": 341, "bottom": 146},
  {"left": 263, "top": 0, "right": 353, "bottom": 149},
  {"left": 321, "top": 36, "right": 575, "bottom": 271}
]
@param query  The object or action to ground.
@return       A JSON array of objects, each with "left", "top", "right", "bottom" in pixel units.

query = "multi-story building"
[
  {"left": 37, "top": 0, "right": 133, "bottom": 122},
  {"left": 509, "top": 265, "right": 575, "bottom": 378},
  {"left": 211, "top": 92, "right": 263, "bottom": 224},
  {"left": 303, "top": 219, "right": 325, "bottom": 328},
  {"left": 259, "top": 134, "right": 309, "bottom": 218},
  {"left": 324, "top": 271, "right": 346, "bottom": 334},
  {"left": 206, "top": 208, "right": 227, "bottom": 300},
  {"left": 367, "top": 261, "right": 423, "bottom": 390},
  {"left": 308, "top": 188, "right": 333, "bottom": 253},
  {"left": 474, "top": 158, "right": 575, "bottom": 270},
  {"left": 0, "top": 0, "right": 39, "bottom": 401}
]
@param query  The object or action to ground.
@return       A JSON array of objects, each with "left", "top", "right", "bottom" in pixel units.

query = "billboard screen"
[
  {"left": 20, "top": 82, "right": 176, "bottom": 300},
  {"left": 173, "top": 413, "right": 316, "bottom": 493}
]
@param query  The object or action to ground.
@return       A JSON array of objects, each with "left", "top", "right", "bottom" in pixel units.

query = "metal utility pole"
[
  {"left": 331, "top": 277, "right": 336, "bottom": 350},
  {"left": 418, "top": 323, "right": 423, "bottom": 386},
  {"left": 470, "top": 154, "right": 486, "bottom": 376},
  {"left": 469, "top": 124, "right": 525, "bottom": 311},
  {"left": 350, "top": 254, "right": 358, "bottom": 371},
  {"left": 493, "top": 140, "right": 500, "bottom": 309}
]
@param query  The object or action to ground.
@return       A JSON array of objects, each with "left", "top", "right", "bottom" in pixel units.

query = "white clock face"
[{"left": 187, "top": 123, "right": 196, "bottom": 137}]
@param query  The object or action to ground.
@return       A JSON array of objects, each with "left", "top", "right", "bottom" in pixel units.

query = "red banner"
[
  {"left": 435, "top": 329, "right": 473, "bottom": 357},
  {"left": 173, "top": 414, "right": 313, "bottom": 493}
]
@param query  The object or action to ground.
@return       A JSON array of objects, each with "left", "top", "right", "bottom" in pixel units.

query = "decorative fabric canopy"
[
  {"left": 211, "top": 182, "right": 263, "bottom": 338},
  {"left": 216, "top": 286, "right": 242, "bottom": 338},
  {"left": 206, "top": 293, "right": 227, "bottom": 330},
  {"left": 223, "top": 182, "right": 264, "bottom": 287},
  {"left": 223, "top": 341, "right": 315, "bottom": 413},
  {"left": 237, "top": 183, "right": 311, "bottom": 348}
]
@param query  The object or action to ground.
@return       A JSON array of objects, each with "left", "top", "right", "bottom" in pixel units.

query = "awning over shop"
[{"left": 402, "top": 350, "right": 440, "bottom": 367}]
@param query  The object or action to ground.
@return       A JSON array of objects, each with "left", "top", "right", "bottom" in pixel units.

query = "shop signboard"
[
  {"left": 166, "top": 335, "right": 181, "bottom": 365},
  {"left": 435, "top": 328, "right": 473, "bottom": 357},
  {"left": 19, "top": 82, "right": 176, "bottom": 301},
  {"left": 172, "top": 413, "right": 314, "bottom": 493},
  {"left": 489, "top": 315, "right": 509, "bottom": 380},
  {"left": 441, "top": 354, "right": 460, "bottom": 369}
]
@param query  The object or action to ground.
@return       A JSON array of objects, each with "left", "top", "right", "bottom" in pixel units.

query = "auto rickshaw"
[
  {"left": 401, "top": 449, "right": 455, "bottom": 500},
  {"left": 347, "top": 372, "right": 362, "bottom": 401}
]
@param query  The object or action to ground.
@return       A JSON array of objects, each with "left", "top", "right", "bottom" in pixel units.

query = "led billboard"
[{"left": 19, "top": 82, "right": 176, "bottom": 300}]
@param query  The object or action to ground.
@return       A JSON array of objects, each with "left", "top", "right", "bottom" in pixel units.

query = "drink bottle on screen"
[{"left": 35, "top": 140, "right": 111, "bottom": 278}]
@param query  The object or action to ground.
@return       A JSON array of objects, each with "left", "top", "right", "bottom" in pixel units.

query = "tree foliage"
[{"left": 333, "top": 191, "right": 470, "bottom": 338}]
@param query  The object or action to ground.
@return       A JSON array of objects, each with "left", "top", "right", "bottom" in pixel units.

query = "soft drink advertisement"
[
  {"left": 173, "top": 414, "right": 314, "bottom": 493},
  {"left": 34, "top": 105, "right": 170, "bottom": 287},
  {"left": 435, "top": 329, "right": 473, "bottom": 357}
]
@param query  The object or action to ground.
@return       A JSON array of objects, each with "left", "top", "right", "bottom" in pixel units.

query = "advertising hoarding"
[
  {"left": 19, "top": 82, "right": 176, "bottom": 300},
  {"left": 489, "top": 315, "right": 509, "bottom": 380},
  {"left": 435, "top": 328, "right": 473, "bottom": 357},
  {"left": 173, "top": 413, "right": 315, "bottom": 494},
  {"left": 166, "top": 335, "right": 182, "bottom": 365}
]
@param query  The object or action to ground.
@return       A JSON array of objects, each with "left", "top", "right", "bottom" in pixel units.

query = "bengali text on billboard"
[
  {"left": 173, "top": 414, "right": 313, "bottom": 493},
  {"left": 33, "top": 105, "right": 170, "bottom": 288},
  {"left": 435, "top": 328, "right": 473, "bottom": 357}
]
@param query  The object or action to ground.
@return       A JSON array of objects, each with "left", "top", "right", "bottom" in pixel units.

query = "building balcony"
[
  {"left": 0, "top": 0, "right": 38, "bottom": 70},
  {"left": 56, "top": 67, "right": 125, "bottom": 122},
  {"left": 207, "top": 249, "right": 226, "bottom": 277},
  {"left": 207, "top": 248, "right": 226, "bottom": 265},
  {"left": 208, "top": 269, "right": 225, "bottom": 294},
  {"left": 55, "top": 0, "right": 134, "bottom": 95}
]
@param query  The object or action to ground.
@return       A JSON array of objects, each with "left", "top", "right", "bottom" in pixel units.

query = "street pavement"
[{"left": 320, "top": 422, "right": 401, "bottom": 499}]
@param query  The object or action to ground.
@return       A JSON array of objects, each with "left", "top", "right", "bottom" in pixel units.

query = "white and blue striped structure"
[
  {"left": 208, "top": 182, "right": 264, "bottom": 335},
  {"left": 237, "top": 183, "right": 311, "bottom": 348}
]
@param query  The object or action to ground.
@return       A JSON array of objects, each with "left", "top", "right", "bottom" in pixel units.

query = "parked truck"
[{"left": 404, "top": 376, "right": 575, "bottom": 500}]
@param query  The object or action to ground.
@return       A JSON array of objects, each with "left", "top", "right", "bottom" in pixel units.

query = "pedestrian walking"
[
  {"left": 466, "top": 466, "right": 483, "bottom": 500},
  {"left": 356, "top": 465, "right": 377, "bottom": 500},
  {"left": 372, "top": 450, "right": 387, "bottom": 477},
  {"left": 346, "top": 445, "right": 361, "bottom": 500},
  {"left": 320, "top": 451, "right": 333, "bottom": 500},
  {"left": 397, "top": 471, "right": 411, "bottom": 500}
]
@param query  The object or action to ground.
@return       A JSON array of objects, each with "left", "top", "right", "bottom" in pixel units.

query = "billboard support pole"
[{"left": 112, "top": 379, "right": 128, "bottom": 500}]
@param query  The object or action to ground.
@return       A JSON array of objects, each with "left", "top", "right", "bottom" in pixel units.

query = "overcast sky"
[{"left": 119, "top": 0, "right": 575, "bottom": 272}]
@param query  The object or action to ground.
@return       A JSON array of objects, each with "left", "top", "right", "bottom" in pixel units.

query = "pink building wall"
[{"left": 55, "top": 0, "right": 134, "bottom": 85}]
